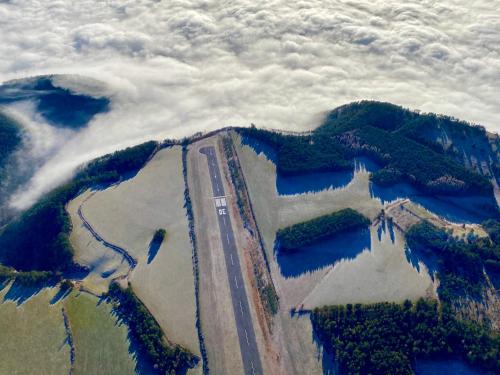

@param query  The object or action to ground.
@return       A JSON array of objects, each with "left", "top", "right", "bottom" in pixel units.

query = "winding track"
[
  {"left": 200, "top": 146, "right": 263, "bottom": 375},
  {"left": 77, "top": 205, "right": 137, "bottom": 269}
]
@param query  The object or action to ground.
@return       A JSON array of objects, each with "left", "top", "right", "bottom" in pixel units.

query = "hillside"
[
  {"left": 241, "top": 101, "right": 497, "bottom": 199},
  {"left": 0, "top": 102, "right": 498, "bottom": 375}
]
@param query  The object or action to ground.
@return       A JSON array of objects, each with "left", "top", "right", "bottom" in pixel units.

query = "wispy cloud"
[{"left": 0, "top": 0, "right": 499, "bottom": 209}]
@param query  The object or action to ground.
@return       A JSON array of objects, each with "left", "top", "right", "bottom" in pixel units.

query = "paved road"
[{"left": 200, "top": 146, "right": 263, "bottom": 375}]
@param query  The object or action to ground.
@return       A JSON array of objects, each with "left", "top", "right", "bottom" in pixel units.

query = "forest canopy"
[
  {"left": 406, "top": 220, "right": 500, "bottom": 301},
  {"left": 238, "top": 101, "right": 495, "bottom": 198},
  {"left": 276, "top": 208, "right": 370, "bottom": 251},
  {"left": 312, "top": 299, "right": 499, "bottom": 375}
]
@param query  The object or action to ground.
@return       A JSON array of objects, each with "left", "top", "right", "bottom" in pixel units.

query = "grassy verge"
[{"left": 222, "top": 134, "right": 279, "bottom": 316}]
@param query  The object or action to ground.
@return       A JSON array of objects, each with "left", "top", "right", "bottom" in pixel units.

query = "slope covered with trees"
[
  {"left": 0, "top": 141, "right": 158, "bottom": 271},
  {"left": 406, "top": 220, "right": 500, "bottom": 301},
  {"left": 312, "top": 299, "right": 499, "bottom": 375},
  {"left": 0, "top": 111, "right": 22, "bottom": 173},
  {"left": 238, "top": 101, "right": 496, "bottom": 201}
]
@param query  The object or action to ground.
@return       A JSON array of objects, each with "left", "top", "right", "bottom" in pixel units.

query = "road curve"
[{"left": 200, "top": 146, "right": 263, "bottom": 375}]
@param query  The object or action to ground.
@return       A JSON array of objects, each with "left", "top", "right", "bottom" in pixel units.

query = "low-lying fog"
[{"left": 0, "top": 0, "right": 499, "bottom": 210}]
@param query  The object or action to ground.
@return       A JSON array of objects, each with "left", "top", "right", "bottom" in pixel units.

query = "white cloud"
[{"left": 0, "top": 0, "right": 499, "bottom": 209}]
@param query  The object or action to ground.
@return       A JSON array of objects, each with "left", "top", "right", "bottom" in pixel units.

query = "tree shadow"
[
  {"left": 101, "top": 268, "right": 118, "bottom": 279},
  {"left": 311, "top": 316, "right": 338, "bottom": 375},
  {"left": 276, "top": 227, "right": 370, "bottom": 278},
  {"left": 106, "top": 306, "right": 161, "bottom": 375},
  {"left": 50, "top": 286, "right": 72, "bottom": 305},
  {"left": 104, "top": 298, "right": 195, "bottom": 375},
  {"left": 3, "top": 279, "right": 47, "bottom": 305},
  {"left": 147, "top": 239, "right": 162, "bottom": 265},
  {"left": 62, "top": 264, "right": 90, "bottom": 281}
]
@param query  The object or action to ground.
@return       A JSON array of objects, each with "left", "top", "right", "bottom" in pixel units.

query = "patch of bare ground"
[
  {"left": 385, "top": 199, "right": 488, "bottom": 238},
  {"left": 455, "top": 288, "right": 500, "bottom": 331}
]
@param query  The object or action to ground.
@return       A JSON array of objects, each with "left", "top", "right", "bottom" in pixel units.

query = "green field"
[
  {"left": 0, "top": 285, "right": 70, "bottom": 375},
  {"left": 64, "top": 291, "right": 137, "bottom": 375}
]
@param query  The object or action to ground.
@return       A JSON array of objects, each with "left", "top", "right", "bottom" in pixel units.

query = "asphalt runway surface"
[{"left": 200, "top": 146, "right": 263, "bottom": 375}]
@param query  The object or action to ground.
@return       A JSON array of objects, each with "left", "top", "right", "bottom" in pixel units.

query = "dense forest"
[
  {"left": 406, "top": 220, "right": 500, "bottom": 301},
  {"left": 311, "top": 299, "right": 499, "bottom": 375},
  {"left": 107, "top": 283, "right": 198, "bottom": 374},
  {"left": 0, "top": 141, "right": 158, "bottom": 271},
  {"left": 0, "top": 111, "right": 22, "bottom": 173},
  {"left": 238, "top": 101, "right": 495, "bottom": 199},
  {"left": 239, "top": 125, "right": 352, "bottom": 175},
  {"left": 276, "top": 208, "right": 370, "bottom": 251}
]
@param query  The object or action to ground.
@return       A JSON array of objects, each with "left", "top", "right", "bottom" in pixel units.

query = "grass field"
[
  {"left": 0, "top": 285, "right": 71, "bottom": 375},
  {"left": 64, "top": 291, "right": 137, "bottom": 375},
  {"left": 69, "top": 146, "right": 200, "bottom": 357}
]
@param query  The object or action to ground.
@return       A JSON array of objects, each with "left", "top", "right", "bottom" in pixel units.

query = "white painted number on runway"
[{"left": 218, "top": 208, "right": 226, "bottom": 215}]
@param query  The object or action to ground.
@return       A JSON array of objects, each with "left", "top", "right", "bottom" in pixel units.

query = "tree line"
[
  {"left": 107, "top": 283, "right": 198, "bottom": 374},
  {"left": 312, "top": 299, "right": 499, "bottom": 375},
  {"left": 276, "top": 208, "right": 370, "bottom": 251},
  {"left": 238, "top": 101, "right": 495, "bottom": 201}
]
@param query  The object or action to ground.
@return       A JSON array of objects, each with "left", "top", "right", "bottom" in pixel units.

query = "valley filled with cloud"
[{"left": 0, "top": 0, "right": 499, "bottom": 209}]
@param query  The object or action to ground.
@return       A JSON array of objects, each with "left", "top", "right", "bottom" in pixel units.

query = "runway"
[{"left": 200, "top": 146, "right": 263, "bottom": 375}]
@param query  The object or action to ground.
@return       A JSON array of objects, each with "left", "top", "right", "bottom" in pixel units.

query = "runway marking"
[
  {"left": 230, "top": 253, "right": 234, "bottom": 265},
  {"left": 226, "top": 233, "right": 230, "bottom": 243},
  {"left": 239, "top": 301, "right": 244, "bottom": 316},
  {"left": 235, "top": 276, "right": 239, "bottom": 289},
  {"left": 245, "top": 329, "right": 250, "bottom": 345},
  {"left": 251, "top": 361, "right": 255, "bottom": 375}
]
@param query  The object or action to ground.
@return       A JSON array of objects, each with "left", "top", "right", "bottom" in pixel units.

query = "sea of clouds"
[{"left": 0, "top": 0, "right": 499, "bottom": 209}]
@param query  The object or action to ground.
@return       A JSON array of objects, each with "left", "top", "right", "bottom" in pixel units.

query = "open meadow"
[{"left": 67, "top": 146, "right": 201, "bottom": 365}]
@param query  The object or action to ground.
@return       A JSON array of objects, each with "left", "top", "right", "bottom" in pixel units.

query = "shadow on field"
[
  {"left": 3, "top": 280, "right": 46, "bottom": 305},
  {"left": 50, "top": 286, "right": 72, "bottom": 305},
  {"left": 311, "top": 320, "right": 337, "bottom": 375},
  {"left": 147, "top": 239, "right": 162, "bottom": 264}
]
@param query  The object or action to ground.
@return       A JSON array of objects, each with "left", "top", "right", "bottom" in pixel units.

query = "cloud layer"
[{"left": 0, "top": 0, "right": 499, "bottom": 209}]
